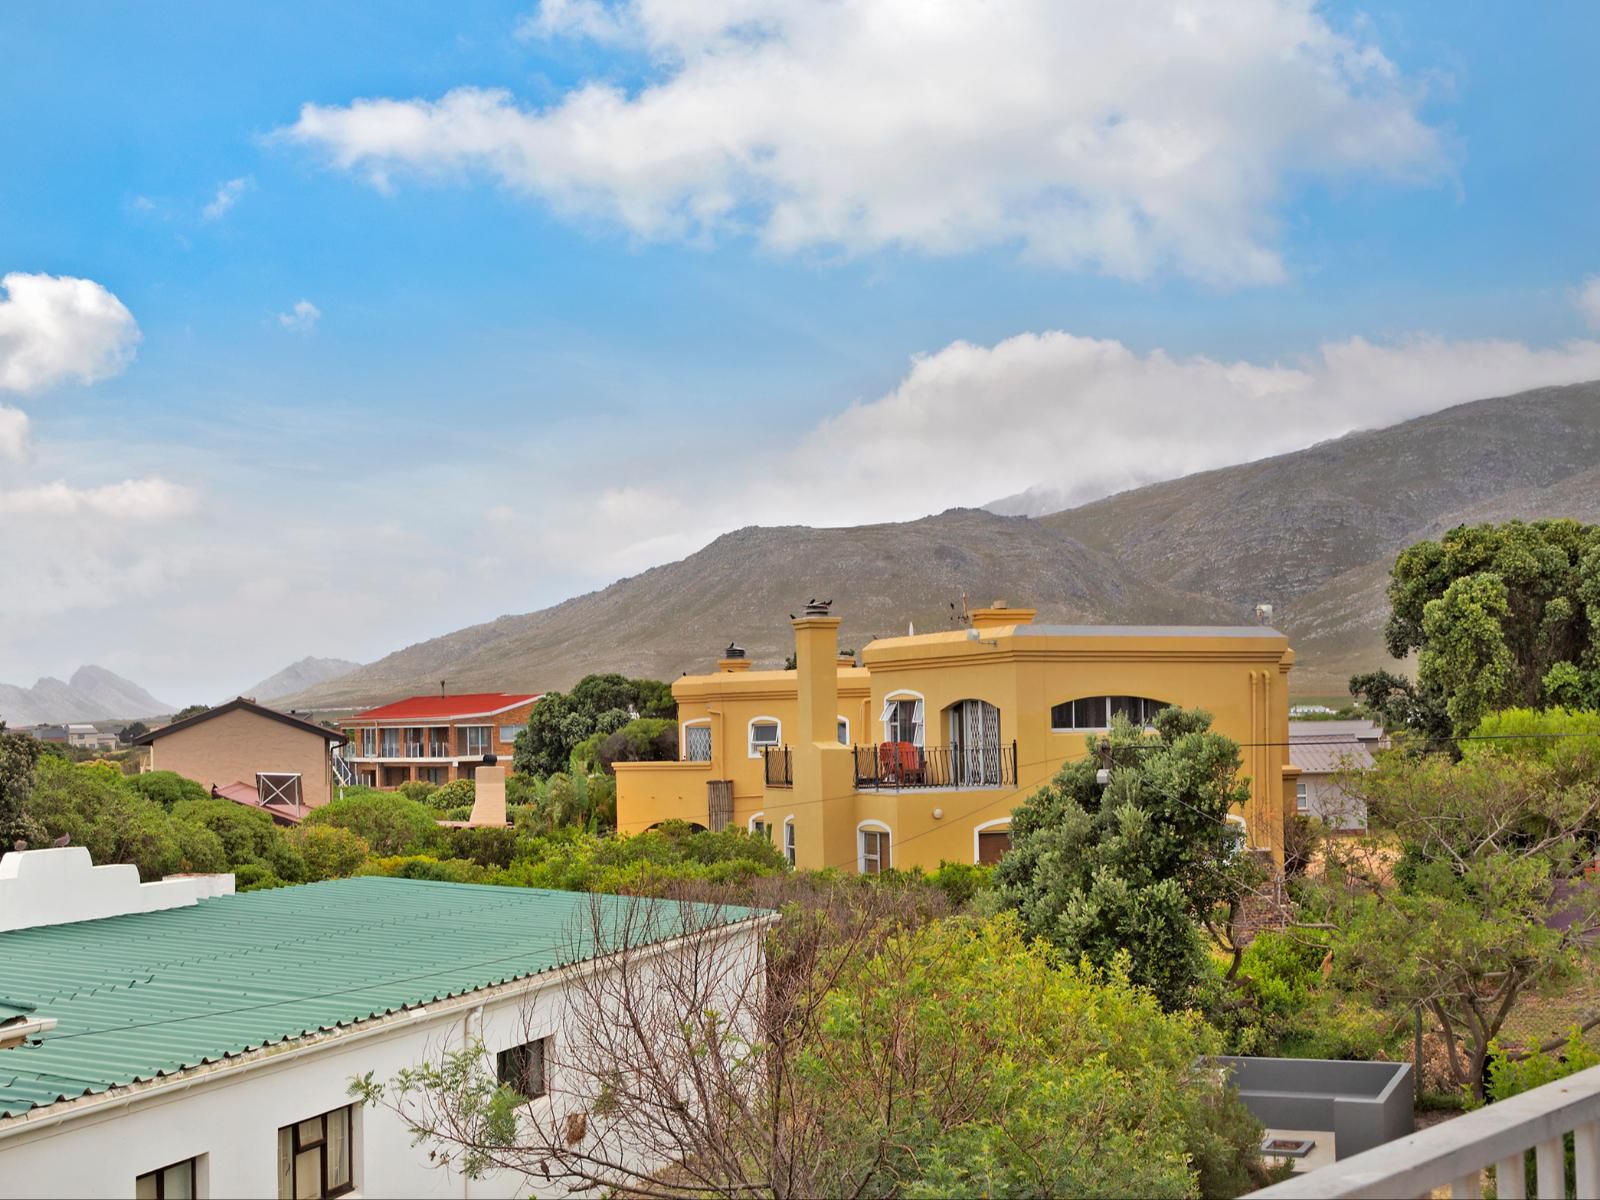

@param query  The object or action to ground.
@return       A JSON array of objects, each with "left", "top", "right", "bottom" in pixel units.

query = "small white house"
[
  {"left": 1287, "top": 719, "right": 1388, "bottom": 831},
  {"left": 0, "top": 848, "right": 767, "bottom": 1198}
]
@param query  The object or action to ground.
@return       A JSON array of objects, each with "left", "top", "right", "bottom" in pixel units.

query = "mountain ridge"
[{"left": 0, "top": 666, "right": 175, "bottom": 727}]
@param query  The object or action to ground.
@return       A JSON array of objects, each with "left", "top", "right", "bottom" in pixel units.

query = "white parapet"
[{"left": 0, "top": 847, "right": 235, "bottom": 933}]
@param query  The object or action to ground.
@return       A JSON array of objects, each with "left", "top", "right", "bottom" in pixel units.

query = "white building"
[
  {"left": 0, "top": 848, "right": 767, "bottom": 1198},
  {"left": 1287, "top": 719, "right": 1388, "bottom": 831}
]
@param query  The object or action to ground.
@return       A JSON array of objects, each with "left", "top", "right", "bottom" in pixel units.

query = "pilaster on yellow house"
[{"left": 613, "top": 601, "right": 1298, "bottom": 872}]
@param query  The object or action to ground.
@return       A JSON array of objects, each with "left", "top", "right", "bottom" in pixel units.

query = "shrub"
[
  {"left": 397, "top": 780, "right": 440, "bottom": 806},
  {"left": 429, "top": 779, "right": 476, "bottom": 812},
  {"left": 357, "top": 855, "right": 493, "bottom": 884},
  {"left": 172, "top": 798, "right": 285, "bottom": 867},
  {"left": 233, "top": 862, "right": 289, "bottom": 891},
  {"left": 303, "top": 790, "right": 443, "bottom": 857},
  {"left": 288, "top": 824, "right": 370, "bottom": 881},
  {"left": 126, "top": 770, "right": 211, "bottom": 810},
  {"left": 594, "top": 718, "right": 678, "bottom": 774},
  {"left": 446, "top": 825, "right": 520, "bottom": 869}
]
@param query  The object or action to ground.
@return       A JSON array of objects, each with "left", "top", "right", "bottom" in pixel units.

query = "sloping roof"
[
  {"left": 350, "top": 693, "right": 541, "bottom": 722},
  {"left": 134, "top": 698, "right": 346, "bottom": 747},
  {"left": 0, "top": 877, "right": 758, "bottom": 1119},
  {"left": 1290, "top": 740, "right": 1378, "bottom": 774},
  {"left": 1288, "top": 720, "right": 1385, "bottom": 742}
]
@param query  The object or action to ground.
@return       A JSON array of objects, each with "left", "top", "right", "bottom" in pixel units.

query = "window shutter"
[
  {"left": 911, "top": 699, "right": 925, "bottom": 745},
  {"left": 879, "top": 698, "right": 896, "bottom": 725}
]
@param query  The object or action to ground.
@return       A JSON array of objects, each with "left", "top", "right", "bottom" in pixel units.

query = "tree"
[
  {"left": 170, "top": 704, "right": 211, "bottom": 723},
  {"left": 997, "top": 707, "right": 1261, "bottom": 1009},
  {"left": 354, "top": 899, "right": 1271, "bottom": 1199},
  {"left": 1347, "top": 669, "right": 1449, "bottom": 741},
  {"left": 0, "top": 723, "right": 47, "bottom": 847},
  {"left": 1327, "top": 748, "right": 1600, "bottom": 1098},
  {"left": 119, "top": 721, "right": 149, "bottom": 744},
  {"left": 126, "top": 770, "right": 210, "bottom": 810},
  {"left": 287, "top": 825, "right": 370, "bottom": 881},
  {"left": 1384, "top": 520, "right": 1600, "bottom": 733},
  {"left": 303, "top": 790, "right": 442, "bottom": 857},
  {"left": 594, "top": 718, "right": 677, "bottom": 774},
  {"left": 512, "top": 674, "right": 678, "bottom": 778}
]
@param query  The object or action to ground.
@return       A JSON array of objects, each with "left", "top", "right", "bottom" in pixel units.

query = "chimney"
[
  {"left": 970, "top": 601, "right": 1036, "bottom": 632},
  {"left": 718, "top": 642, "right": 752, "bottom": 673},
  {"left": 791, "top": 601, "right": 840, "bottom": 747}
]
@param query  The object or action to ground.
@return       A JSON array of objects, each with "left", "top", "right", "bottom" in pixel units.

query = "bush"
[
  {"left": 446, "top": 825, "right": 520, "bottom": 869},
  {"left": 233, "top": 862, "right": 289, "bottom": 891},
  {"left": 397, "top": 780, "right": 440, "bottom": 806},
  {"left": 304, "top": 791, "right": 443, "bottom": 856},
  {"left": 357, "top": 855, "right": 493, "bottom": 884},
  {"left": 126, "top": 770, "right": 210, "bottom": 810},
  {"left": 594, "top": 718, "right": 678, "bottom": 774},
  {"left": 429, "top": 779, "right": 476, "bottom": 812},
  {"left": 288, "top": 824, "right": 370, "bottom": 881},
  {"left": 172, "top": 797, "right": 286, "bottom": 867}
]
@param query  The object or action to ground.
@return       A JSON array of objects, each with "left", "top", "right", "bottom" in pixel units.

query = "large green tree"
[
  {"left": 512, "top": 673, "right": 677, "bottom": 777},
  {"left": 0, "top": 723, "right": 47, "bottom": 847},
  {"left": 996, "top": 707, "right": 1261, "bottom": 1010},
  {"left": 1383, "top": 519, "right": 1600, "bottom": 733}
]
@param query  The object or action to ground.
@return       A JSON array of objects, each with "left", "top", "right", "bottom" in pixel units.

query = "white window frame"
[
  {"left": 461, "top": 725, "right": 492, "bottom": 757},
  {"left": 783, "top": 816, "right": 796, "bottom": 866},
  {"left": 748, "top": 811, "right": 769, "bottom": 839},
  {"left": 359, "top": 728, "right": 377, "bottom": 758},
  {"left": 748, "top": 716, "right": 781, "bottom": 759},
  {"left": 857, "top": 820, "right": 892, "bottom": 875},
  {"left": 1296, "top": 780, "right": 1310, "bottom": 812},
  {"left": 498, "top": 725, "right": 521, "bottom": 745},
  {"left": 682, "top": 718, "right": 713, "bottom": 762},
  {"left": 973, "top": 818, "right": 1012, "bottom": 865},
  {"left": 879, "top": 691, "right": 925, "bottom": 747}
]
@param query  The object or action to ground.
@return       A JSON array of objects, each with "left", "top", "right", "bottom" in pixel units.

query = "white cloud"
[
  {"left": 202, "top": 177, "right": 249, "bottom": 221},
  {"left": 0, "top": 477, "right": 199, "bottom": 520},
  {"left": 281, "top": 0, "right": 1446, "bottom": 285},
  {"left": 0, "top": 272, "right": 141, "bottom": 393},
  {"left": 1578, "top": 276, "right": 1600, "bottom": 330},
  {"left": 0, "top": 405, "right": 28, "bottom": 462},
  {"left": 278, "top": 299, "right": 321, "bottom": 334}
]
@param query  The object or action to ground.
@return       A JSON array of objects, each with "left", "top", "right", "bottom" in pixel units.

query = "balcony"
[
  {"left": 763, "top": 746, "right": 792, "bottom": 788},
  {"left": 853, "top": 742, "right": 1017, "bottom": 790},
  {"left": 1248, "top": 1061, "right": 1600, "bottom": 1198}
]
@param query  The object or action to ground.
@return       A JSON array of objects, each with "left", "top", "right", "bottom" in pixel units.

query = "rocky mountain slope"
[
  {"left": 285, "top": 509, "right": 1235, "bottom": 708},
  {"left": 288, "top": 381, "right": 1600, "bottom": 708},
  {"left": 0, "top": 666, "right": 175, "bottom": 727},
  {"left": 243, "top": 656, "right": 362, "bottom": 703}
]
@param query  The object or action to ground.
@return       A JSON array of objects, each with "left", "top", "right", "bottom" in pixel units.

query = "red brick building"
[{"left": 342, "top": 693, "right": 540, "bottom": 788}]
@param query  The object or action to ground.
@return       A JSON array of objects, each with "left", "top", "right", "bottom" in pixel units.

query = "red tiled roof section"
[{"left": 350, "top": 693, "right": 541, "bottom": 721}]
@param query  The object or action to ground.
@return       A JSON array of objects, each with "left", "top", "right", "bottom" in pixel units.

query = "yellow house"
[{"left": 614, "top": 602, "right": 1298, "bottom": 872}]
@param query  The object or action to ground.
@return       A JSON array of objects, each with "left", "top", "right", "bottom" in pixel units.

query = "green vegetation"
[
  {"left": 511, "top": 673, "right": 676, "bottom": 777},
  {"left": 1382, "top": 519, "right": 1600, "bottom": 734},
  {"left": 998, "top": 707, "right": 1260, "bottom": 1010}
]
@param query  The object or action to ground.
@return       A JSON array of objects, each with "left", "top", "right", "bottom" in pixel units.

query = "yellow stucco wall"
[
  {"left": 147, "top": 707, "right": 336, "bottom": 808},
  {"left": 614, "top": 613, "right": 1295, "bottom": 873}
]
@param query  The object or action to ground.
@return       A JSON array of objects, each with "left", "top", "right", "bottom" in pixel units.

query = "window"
[
  {"left": 419, "top": 766, "right": 446, "bottom": 785},
  {"left": 358, "top": 770, "right": 376, "bottom": 788},
  {"left": 881, "top": 696, "right": 924, "bottom": 746},
  {"left": 378, "top": 728, "right": 399, "bottom": 757},
  {"left": 359, "top": 728, "right": 376, "bottom": 757},
  {"left": 751, "top": 819, "right": 769, "bottom": 840},
  {"left": 1050, "top": 695, "right": 1170, "bottom": 730},
  {"left": 683, "top": 722, "right": 713, "bottom": 762},
  {"left": 257, "top": 773, "right": 303, "bottom": 810},
  {"left": 136, "top": 1158, "right": 197, "bottom": 1200},
  {"left": 976, "top": 826, "right": 1011, "bottom": 865},
  {"left": 837, "top": 717, "right": 849, "bottom": 745},
  {"left": 461, "top": 725, "right": 491, "bottom": 756},
  {"left": 277, "top": 1105, "right": 354, "bottom": 1199},
  {"left": 499, "top": 724, "right": 521, "bottom": 744},
  {"left": 783, "top": 819, "right": 796, "bottom": 866},
  {"left": 748, "top": 718, "right": 780, "bottom": 758},
  {"left": 1296, "top": 781, "right": 1309, "bottom": 812},
  {"left": 497, "top": 1037, "right": 550, "bottom": 1099},
  {"left": 859, "top": 827, "right": 890, "bottom": 875}
]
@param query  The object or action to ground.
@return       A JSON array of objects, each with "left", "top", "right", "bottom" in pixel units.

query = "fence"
[{"left": 852, "top": 741, "right": 1018, "bottom": 790}]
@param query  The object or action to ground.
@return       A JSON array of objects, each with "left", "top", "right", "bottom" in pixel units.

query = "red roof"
[{"left": 350, "top": 693, "right": 541, "bottom": 722}]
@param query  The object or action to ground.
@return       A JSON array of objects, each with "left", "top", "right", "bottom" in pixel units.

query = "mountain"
[
  {"left": 243, "top": 656, "right": 362, "bottom": 703},
  {"left": 0, "top": 666, "right": 175, "bottom": 727},
  {"left": 284, "top": 508, "right": 1236, "bottom": 709},
  {"left": 1038, "top": 381, "right": 1600, "bottom": 690},
  {"left": 287, "top": 381, "right": 1600, "bottom": 709}
]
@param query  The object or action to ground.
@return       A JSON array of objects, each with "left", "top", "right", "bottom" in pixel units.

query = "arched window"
[
  {"left": 974, "top": 818, "right": 1011, "bottom": 865},
  {"left": 945, "top": 698, "right": 1003, "bottom": 786},
  {"left": 783, "top": 816, "right": 797, "bottom": 866},
  {"left": 857, "top": 821, "right": 892, "bottom": 875},
  {"left": 682, "top": 719, "right": 712, "bottom": 762},
  {"left": 749, "top": 811, "right": 770, "bottom": 840},
  {"left": 748, "top": 716, "right": 781, "bottom": 758},
  {"left": 1050, "top": 695, "right": 1171, "bottom": 731},
  {"left": 879, "top": 692, "right": 924, "bottom": 747}
]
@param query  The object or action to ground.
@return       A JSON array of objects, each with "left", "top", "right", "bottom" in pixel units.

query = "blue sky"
[{"left": 2, "top": 0, "right": 1599, "bottom": 703}]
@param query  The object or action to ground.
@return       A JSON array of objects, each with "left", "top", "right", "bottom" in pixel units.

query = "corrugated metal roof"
[
  {"left": 0, "top": 877, "right": 756, "bottom": 1119},
  {"left": 1290, "top": 741, "right": 1378, "bottom": 774}
]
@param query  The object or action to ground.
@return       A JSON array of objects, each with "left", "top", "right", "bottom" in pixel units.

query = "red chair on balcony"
[{"left": 878, "top": 741, "right": 923, "bottom": 786}]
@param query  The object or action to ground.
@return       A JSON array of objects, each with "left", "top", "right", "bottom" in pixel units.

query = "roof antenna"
[{"left": 440, "top": 680, "right": 447, "bottom": 697}]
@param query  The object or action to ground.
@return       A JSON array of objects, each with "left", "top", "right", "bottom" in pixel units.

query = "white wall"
[
  {"left": 0, "top": 922, "right": 766, "bottom": 1200},
  {"left": 0, "top": 848, "right": 234, "bottom": 933}
]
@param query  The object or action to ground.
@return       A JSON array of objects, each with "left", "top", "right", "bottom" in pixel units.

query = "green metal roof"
[{"left": 0, "top": 876, "right": 759, "bottom": 1119}]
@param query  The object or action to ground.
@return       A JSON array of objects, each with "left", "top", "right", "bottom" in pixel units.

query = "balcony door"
[{"left": 946, "top": 699, "right": 1001, "bottom": 786}]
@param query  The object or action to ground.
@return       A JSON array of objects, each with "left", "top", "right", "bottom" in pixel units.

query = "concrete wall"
[
  {"left": 0, "top": 848, "right": 234, "bottom": 933},
  {"left": 1216, "top": 1056, "right": 1413, "bottom": 1160},
  {"left": 149, "top": 708, "right": 334, "bottom": 810},
  {"left": 0, "top": 921, "right": 768, "bottom": 1199}
]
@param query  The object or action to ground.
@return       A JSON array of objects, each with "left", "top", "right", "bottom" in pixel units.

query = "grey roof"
[
  {"left": 1014, "top": 624, "right": 1286, "bottom": 639},
  {"left": 1291, "top": 740, "right": 1378, "bottom": 774},
  {"left": 1289, "top": 719, "right": 1385, "bottom": 742}
]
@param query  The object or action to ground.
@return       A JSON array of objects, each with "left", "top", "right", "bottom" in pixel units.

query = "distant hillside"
[
  {"left": 0, "top": 666, "right": 175, "bottom": 727},
  {"left": 1039, "top": 382, "right": 1600, "bottom": 689},
  {"left": 288, "top": 381, "right": 1600, "bottom": 708},
  {"left": 244, "top": 656, "right": 361, "bottom": 703},
  {"left": 285, "top": 509, "right": 1235, "bottom": 708}
]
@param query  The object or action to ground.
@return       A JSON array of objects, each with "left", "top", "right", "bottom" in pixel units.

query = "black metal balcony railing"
[
  {"left": 853, "top": 741, "right": 1017, "bottom": 790},
  {"left": 763, "top": 745, "right": 793, "bottom": 788}
]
